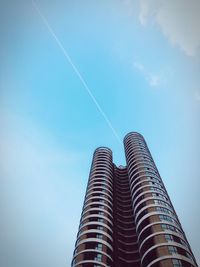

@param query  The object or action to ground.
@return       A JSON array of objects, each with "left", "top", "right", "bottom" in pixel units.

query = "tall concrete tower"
[{"left": 71, "top": 132, "right": 197, "bottom": 267}]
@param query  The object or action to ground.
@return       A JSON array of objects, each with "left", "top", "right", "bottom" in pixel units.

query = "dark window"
[
  {"left": 172, "top": 259, "right": 183, "bottom": 267},
  {"left": 168, "top": 246, "right": 178, "bottom": 254}
]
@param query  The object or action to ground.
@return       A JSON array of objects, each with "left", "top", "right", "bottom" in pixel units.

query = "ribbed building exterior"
[{"left": 72, "top": 132, "right": 197, "bottom": 267}]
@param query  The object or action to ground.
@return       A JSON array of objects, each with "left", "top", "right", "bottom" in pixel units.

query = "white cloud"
[
  {"left": 133, "top": 61, "right": 160, "bottom": 87},
  {"left": 149, "top": 74, "right": 160, "bottom": 87},
  {"left": 138, "top": 0, "right": 200, "bottom": 56},
  {"left": 139, "top": 0, "right": 162, "bottom": 25}
]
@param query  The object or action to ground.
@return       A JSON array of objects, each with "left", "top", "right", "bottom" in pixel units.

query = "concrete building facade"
[{"left": 71, "top": 132, "right": 197, "bottom": 267}]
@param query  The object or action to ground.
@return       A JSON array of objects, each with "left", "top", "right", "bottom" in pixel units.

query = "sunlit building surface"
[{"left": 71, "top": 132, "right": 197, "bottom": 267}]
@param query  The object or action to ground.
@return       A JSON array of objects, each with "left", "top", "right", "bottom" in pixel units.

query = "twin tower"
[{"left": 71, "top": 132, "right": 197, "bottom": 267}]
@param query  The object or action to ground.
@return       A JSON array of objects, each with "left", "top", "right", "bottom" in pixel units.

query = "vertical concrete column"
[
  {"left": 72, "top": 147, "right": 114, "bottom": 267},
  {"left": 124, "top": 132, "right": 197, "bottom": 267}
]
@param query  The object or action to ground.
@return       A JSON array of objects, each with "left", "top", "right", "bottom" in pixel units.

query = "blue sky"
[{"left": 1, "top": 0, "right": 200, "bottom": 266}]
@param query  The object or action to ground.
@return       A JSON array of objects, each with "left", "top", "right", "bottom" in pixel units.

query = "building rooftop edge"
[
  {"left": 94, "top": 146, "right": 112, "bottom": 153},
  {"left": 123, "top": 131, "right": 144, "bottom": 142}
]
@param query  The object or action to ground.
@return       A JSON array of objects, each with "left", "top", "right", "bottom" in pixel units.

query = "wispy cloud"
[
  {"left": 138, "top": 0, "right": 200, "bottom": 57},
  {"left": 32, "top": 0, "right": 122, "bottom": 146},
  {"left": 133, "top": 62, "right": 160, "bottom": 87},
  {"left": 149, "top": 75, "right": 160, "bottom": 87}
]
